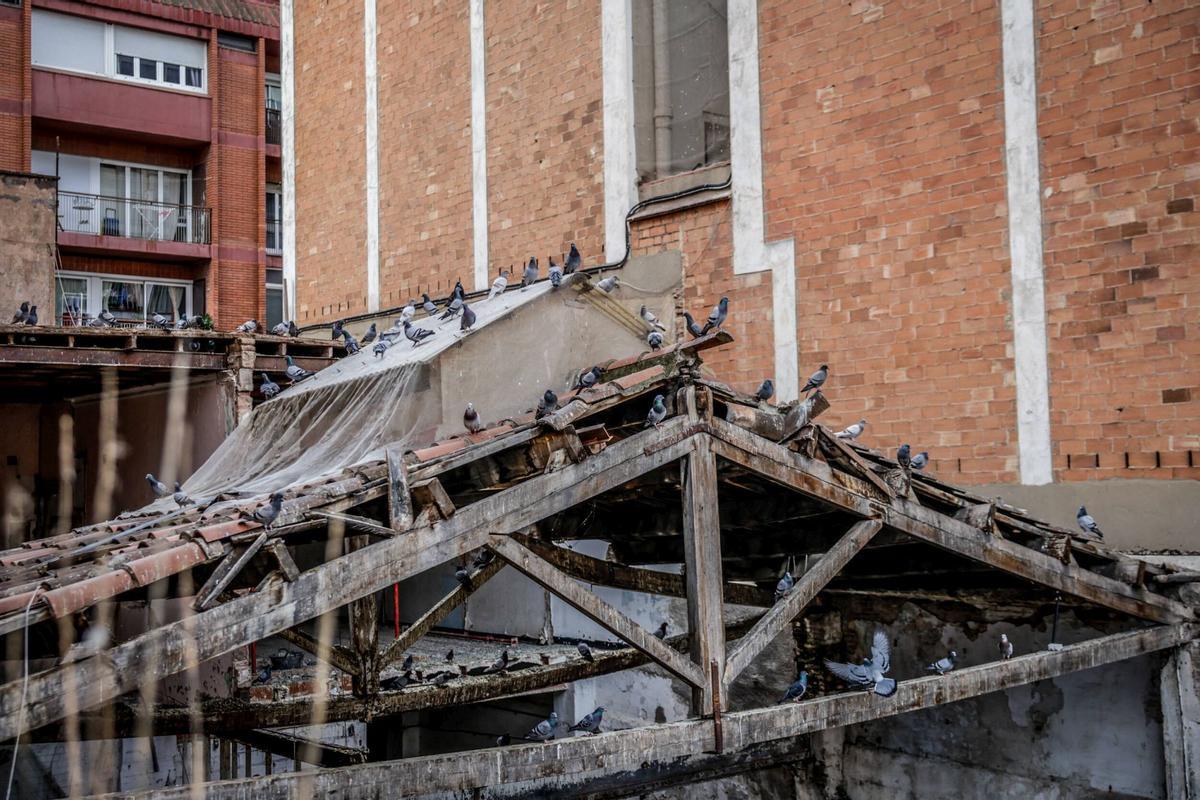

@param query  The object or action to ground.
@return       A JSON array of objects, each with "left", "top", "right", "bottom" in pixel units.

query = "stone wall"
[{"left": 0, "top": 170, "right": 56, "bottom": 324}]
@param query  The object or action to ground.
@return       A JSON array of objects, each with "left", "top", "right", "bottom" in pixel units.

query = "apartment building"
[{"left": 0, "top": 0, "right": 285, "bottom": 329}]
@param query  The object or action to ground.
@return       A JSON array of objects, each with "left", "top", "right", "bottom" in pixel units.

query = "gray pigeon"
[
  {"left": 1077, "top": 505, "right": 1103, "bottom": 538},
  {"left": 484, "top": 649, "right": 510, "bottom": 674},
  {"left": 403, "top": 320, "right": 435, "bottom": 346},
  {"left": 342, "top": 330, "right": 360, "bottom": 355},
  {"left": 536, "top": 389, "right": 558, "bottom": 419},
  {"left": 488, "top": 271, "right": 508, "bottom": 300},
  {"left": 779, "top": 671, "right": 808, "bottom": 703},
  {"left": 824, "top": 630, "right": 897, "bottom": 697},
  {"left": 683, "top": 312, "right": 704, "bottom": 338},
  {"left": 90, "top": 309, "right": 117, "bottom": 328},
  {"left": 11, "top": 302, "right": 28, "bottom": 324},
  {"left": 528, "top": 711, "right": 558, "bottom": 741},
  {"left": 775, "top": 570, "right": 794, "bottom": 602},
  {"left": 373, "top": 337, "right": 392, "bottom": 359},
  {"left": 288, "top": 321, "right": 299, "bottom": 337},
  {"left": 569, "top": 707, "right": 604, "bottom": 735},
  {"left": 331, "top": 320, "right": 344, "bottom": 340},
  {"left": 565, "top": 243, "right": 581, "bottom": 273},
  {"left": 835, "top": 419, "right": 867, "bottom": 440},
  {"left": 522, "top": 257, "right": 538, "bottom": 288},
  {"left": 897, "top": 444, "right": 911, "bottom": 470},
  {"left": 496, "top": 734, "right": 511, "bottom": 746},
  {"left": 151, "top": 313, "right": 172, "bottom": 329},
  {"left": 549, "top": 257, "right": 563, "bottom": 288},
  {"left": 577, "top": 642, "right": 594, "bottom": 662},
  {"left": 257, "top": 372, "right": 281, "bottom": 400},
  {"left": 285, "top": 355, "right": 312, "bottom": 382},
  {"left": 653, "top": 621, "right": 668, "bottom": 639},
  {"left": 236, "top": 319, "right": 258, "bottom": 334},
  {"left": 422, "top": 293, "right": 438, "bottom": 316},
  {"left": 455, "top": 566, "right": 472, "bottom": 590},
  {"left": 596, "top": 275, "right": 619, "bottom": 293},
  {"left": 755, "top": 379, "right": 775, "bottom": 402},
  {"left": 910, "top": 451, "right": 929, "bottom": 471},
  {"left": 460, "top": 303, "right": 476, "bottom": 332},
  {"left": 253, "top": 665, "right": 272, "bottom": 685},
  {"left": 380, "top": 671, "right": 411, "bottom": 691},
  {"left": 701, "top": 297, "right": 728, "bottom": 334},
  {"left": 401, "top": 654, "right": 413, "bottom": 672},
  {"left": 926, "top": 650, "right": 957, "bottom": 675},
  {"left": 640, "top": 305, "right": 666, "bottom": 331},
  {"left": 173, "top": 481, "right": 191, "bottom": 507},
  {"left": 25, "top": 305, "right": 38, "bottom": 326},
  {"left": 445, "top": 649, "right": 455, "bottom": 663},
  {"left": 647, "top": 330, "right": 664, "bottom": 350},
  {"left": 645, "top": 394, "right": 668, "bottom": 428},
  {"left": 270, "top": 321, "right": 289, "bottom": 336},
  {"left": 400, "top": 301, "right": 416, "bottom": 323},
  {"left": 253, "top": 492, "right": 285, "bottom": 529},
  {"left": 440, "top": 295, "right": 463, "bottom": 320},
  {"left": 801, "top": 364, "right": 828, "bottom": 394},
  {"left": 464, "top": 403, "right": 484, "bottom": 433},
  {"left": 999, "top": 634, "right": 1013, "bottom": 660},
  {"left": 431, "top": 671, "right": 451, "bottom": 687},
  {"left": 472, "top": 548, "right": 494, "bottom": 569},
  {"left": 578, "top": 365, "right": 605, "bottom": 390},
  {"left": 146, "top": 473, "right": 169, "bottom": 498},
  {"left": 360, "top": 323, "right": 377, "bottom": 344}
]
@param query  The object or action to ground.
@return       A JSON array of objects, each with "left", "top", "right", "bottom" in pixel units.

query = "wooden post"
[
  {"left": 386, "top": 445, "right": 412, "bottom": 531},
  {"left": 682, "top": 436, "right": 725, "bottom": 716},
  {"left": 1162, "top": 641, "right": 1200, "bottom": 799},
  {"left": 349, "top": 535, "right": 380, "bottom": 698}
]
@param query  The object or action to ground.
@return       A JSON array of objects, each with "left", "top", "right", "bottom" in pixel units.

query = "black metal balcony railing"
[
  {"left": 266, "top": 219, "right": 282, "bottom": 253},
  {"left": 266, "top": 106, "right": 281, "bottom": 146},
  {"left": 58, "top": 191, "right": 211, "bottom": 245}
]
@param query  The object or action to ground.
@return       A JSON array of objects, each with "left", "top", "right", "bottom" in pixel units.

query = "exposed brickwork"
[
  {"left": 59, "top": 254, "right": 205, "bottom": 281},
  {"left": 0, "top": 5, "right": 30, "bottom": 172}
]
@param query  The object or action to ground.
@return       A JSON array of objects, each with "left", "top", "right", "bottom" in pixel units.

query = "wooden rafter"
[{"left": 681, "top": 435, "right": 726, "bottom": 714}]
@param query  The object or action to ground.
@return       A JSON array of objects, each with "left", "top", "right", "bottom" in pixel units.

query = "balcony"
[
  {"left": 266, "top": 219, "right": 282, "bottom": 254},
  {"left": 265, "top": 106, "right": 281, "bottom": 147},
  {"left": 57, "top": 191, "right": 212, "bottom": 262}
]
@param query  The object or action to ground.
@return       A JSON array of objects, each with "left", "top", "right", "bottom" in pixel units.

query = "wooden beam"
[
  {"left": 227, "top": 728, "right": 367, "bottom": 768},
  {"left": 817, "top": 427, "right": 894, "bottom": 500},
  {"left": 0, "top": 417, "right": 699, "bottom": 741},
  {"left": 265, "top": 539, "right": 299, "bottom": 582},
  {"left": 348, "top": 536, "right": 380, "bottom": 697},
  {"left": 311, "top": 511, "right": 396, "bottom": 538},
  {"left": 723, "top": 519, "right": 881, "bottom": 685},
  {"left": 275, "top": 624, "right": 361, "bottom": 678},
  {"left": 488, "top": 535, "right": 707, "bottom": 688},
  {"left": 386, "top": 445, "right": 412, "bottom": 531},
  {"left": 1161, "top": 641, "right": 1200, "bottom": 799},
  {"left": 193, "top": 532, "right": 269, "bottom": 611},
  {"left": 681, "top": 436, "right": 726, "bottom": 715},
  {"left": 113, "top": 624, "right": 1198, "bottom": 800},
  {"left": 410, "top": 477, "right": 455, "bottom": 521}
]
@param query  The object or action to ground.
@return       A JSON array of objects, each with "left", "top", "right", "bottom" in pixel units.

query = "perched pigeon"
[
  {"left": 775, "top": 570, "right": 794, "bottom": 602},
  {"left": 896, "top": 444, "right": 912, "bottom": 470},
  {"left": 285, "top": 355, "right": 313, "bottom": 382},
  {"left": 528, "top": 711, "right": 558, "bottom": 742},
  {"left": 472, "top": 549, "right": 494, "bottom": 569},
  {"left": 445, "top": 649, "right": 455, "bottom": 663},
  {"left": 683, "top": 312, "right": 705, "bottom": 338},
  {"left": 910, "top": 451, "right": 929, "bottom": 471},
  {"left": 253, "top": 492, "right": 285, "bottom": 529},
  {"left": 403, "top": 320, "right": 435, "bottom": 347},
  {"left": 288, "top": 321, "right": 299, "bottom": 337},
  {"left": 11, "top": 302, "right": 29, "bottom": 325},
  {"left": 146, "top": 473, "right": 169, "bottom": 498},
  {"left": 401, "top": 654, "right": 414, "bottom": 672},
  {"left": 173, "top": 482, "right": 191, "bottom": 507},
  {"left": 24, "top": 305, "right": 38, "bottom": 326},
  {"left": 835, "top": 419, "right": 867, "bottom": 440},
  {"left": 647, "top": 331, "right": 664, "bottom": 350},
  {"left": 270, "top": 321, "right": 290, "bottom": 336},
  {"left": 488, "top": 271, "right": 509, "bottom": 300},
  {"left": 640, "top": 305, "right": 666, "bottom": 331},
  {"left": 779, "top": 671, "right": 809, "bottom": 703},
  {"left": 453, "top": 279, "right": 465, "bottom": 300},
  {"left": 1077, "top": 505, "right": 1103, "bottom": 538},
  {"left": 653, "top": 622, "right": 668, "bottom": 640},
  {"left": 536, "top": 389, "right": 558, "bottom": 420},
  {"left": 701, "top": 297, "right": 728, "bottom": 334},
  {"left": 236, "top": 319, "right": 259, "bottom": 334},
  {"left": 645, "top": 394, "right": 668, "bottom": 428},
  {"left": 253, "top": 665, "right": 272, "bottom": 685},
  {"left": 569, "top": 707, "right": 604, "bottom": 735},
  {"left": 755, "top": 379, "right": 775, "bottom": 402},
  {"left": 578, "top": 365, "right": 605, "bottom": 390},
  {"left": 90, "top": 309, "right": 117, "bottom": 328},
  {"left": 422, "top": 294, "right": 438, "bottom": 316},
  {"left": 373, "top": 337, "right": 392, "bottom": 359},
  {"left": 260, "top": 373, "right": 281, "bottom": 400},
  {"left": 440, "top": 295, "right": 463, "bottom": 320},
  {"left": 151, "top": 313, "right": 172, "bottom": 330},
  {"left": 331, "top": 320, "right": 344, "bottom": 340},
  {"left": 342, "top": 330, "right": 360, "bottom": 355},
  {"left": 455, "top": 565, "right": 473, "bottom": 591},
  {"left": 361, "top": 323, "right": 377, "bottom": 344},
  {"left": 484, "top": 649, "right": 510, "bottom": 674},
  {"left": 522, "top": 257, "right": 538, "bottom": 288},
  {"left": 824, "top": 630, "right": 897, "bottom": 697},
  {"left": 801, "top": 364, "right": 828, "bottom": 395},
  {"left": 380, "top": 671, "right": 411, "bottom": 691},
  {"left": 431, "top": 671, "right": 452, "bottom": 687},
  {"left": 565, "top": 243, "right": 581, "bottom": 274},
  {"left": 927, "top": 650, "right": 958, "bottom": 675},
  {"left": 460, "top": 303, "right": 477, "bottom": 332},
  {"left": 596, "top": 275, "right": 619, "bottom": 293},
  {"left": 999, "top": 634, "right": 1013, "bottom": 660},
  {"left": 496, "top": 734, "right": 511, "bottom": 746},
  {"left": 464, "top": 403, "right": 484, "bottom": 434},
  {"left": 577, "top": 642, "right": 594, "bottom": 662},
  {"left": 549, "top": 257, "right": 563, "bottom": 288},
  {"left": 400, "top": 301, "right": 416, "bottom": 324}
]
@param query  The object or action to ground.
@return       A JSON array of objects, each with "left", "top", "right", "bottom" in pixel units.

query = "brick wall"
[{"left": 0, "top": 5, "right": 29, "bottom": 172}]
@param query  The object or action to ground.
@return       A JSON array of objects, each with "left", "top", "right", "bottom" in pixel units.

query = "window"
[
  {"left": 163, "top": 62, "right": 180, "bottom": 84},
  {"left": 55, "top": 272, "right": 192, "bottom": 326},
  {"left": 265, "top": 75, "right": 282, "bottom": 145},
  {"left": 97, "top": 162, "right": 193, "bottom": 242},
  {"left": 218, "top": 32, "right": 256, "bottom": 52},
  {"left": 56, "top": 276, "right": 89, "bottom": 325},
  {"left": 266, "top": 184, "right": 282, "bottom": 253},
  {"left": 632, "top": 0, "right": 730, "bottom": 184},
  {"left": 265, "top": 268, "right": 284, "bottom": 330},
  {"left": 117, "top": 54, "right": 134, "bottom": 76}
]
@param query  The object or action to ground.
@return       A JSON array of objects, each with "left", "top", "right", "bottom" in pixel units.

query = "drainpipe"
[{"left": 652, "top": 0, "right": 672, "bottom": 178}]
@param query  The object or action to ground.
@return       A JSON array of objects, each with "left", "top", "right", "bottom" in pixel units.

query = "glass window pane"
[
  {"left": 117, "top": 54, "right": 134, "bottom": 76},
  {"left": 265, "top": 287, "right": 283, "bottom": 330},
  {"left": 147, "top": 284, "right": 186, "bottom": 322},
  {"left": 162, "top": 171, "right": 185, "bottom": 241},
  {"left": 163, "top": 63, "right": 180, "bottom": 83},
  {"left": 99, "top": 164, "right": 126, "bottom": 235},
  {"left": 265, "top": 83, "right": 282, "bottom": 110},
  {"left": 103, "top": 280, "right": 145, "bottom": 321},
  {"left": 185, "top": 67, "right": 202, "bottom": 87},
  {"left": 56, "top": 277, "right": 89, "bottom": 326},
  {"left": 139, "top": 58, "right": 158, "bottom": 80}
]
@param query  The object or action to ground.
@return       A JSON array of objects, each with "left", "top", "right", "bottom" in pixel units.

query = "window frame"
[
  {"left": 55, "top": 270, "right": 193, "bottom": 327},
  {"left": 265, "top": 183, "right": 283, "bottom": 254}
]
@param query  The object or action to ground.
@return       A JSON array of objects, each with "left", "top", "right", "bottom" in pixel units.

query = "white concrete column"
[
  {"left": 280, "top": 0, "right": 296, "bottom": 318},
  {"left": 601, "top": 0, "right": 637, "bottom": 261},
  {"left": 363, "top": 0, "right": 380, "bottom": 312},
  {"left": 1001, "top": 0, "right": 1053, "bottom": 484},
  {"left": 470, "top": 0, "right": 490, "bottom": 291}
]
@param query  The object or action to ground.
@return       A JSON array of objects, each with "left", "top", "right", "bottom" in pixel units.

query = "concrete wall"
[{"left": 0, "top": 171, "right": 56, "bottom": 323}]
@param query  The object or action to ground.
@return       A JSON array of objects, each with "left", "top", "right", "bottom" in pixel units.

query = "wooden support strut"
[
  {"left": 682, "top": 435, "right": 726, "bottom": 716},
  {"left": 193, "top": 532, "right": 270, "bottom": 611}
]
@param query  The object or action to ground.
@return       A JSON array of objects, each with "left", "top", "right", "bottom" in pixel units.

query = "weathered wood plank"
[
  {"left": 348, "top": 536, "right": 380, "bottom": 697},
  {"left": 723, "top": 520, "right": 881, "bottom": 685},
  {"left": 226, "top": 728, "right": 367, "bottom": 768},
  {"left": 682, "top": 436, "right": 726, "bottom": 715},
  {"left": 818, "top": 428, "right": 894, "bottom": 500},
  {"left": 488, "top": 535, "right": 707, "bottom": 689},
  {"left": 310, "top": 511, "right": 396, "bottom": 538},
  {"left": 385, "top": 445, "right": 412, "bottom": 531},
  {"left": 193, "top": 533, "right": 269, "bottom": 611},
  {"left": 264, "top": 539, "right": 299, "bottom": 582},
  {"left": 410, "top": 477, "right": 455, "bottom": 521},
  {"left": 275, "top": 625, "right": 360, "bottom": 678},
  {"left": 1161, "top": 641, "right": 1200, "bottom": 799}
]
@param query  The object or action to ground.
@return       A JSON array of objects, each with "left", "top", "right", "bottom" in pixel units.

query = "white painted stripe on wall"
[
  {"left": 727, "top": 0, "right": 799, "bottom": 401},
  {"left": 470, "top": 0, "right": 490, "bottom": 291},
  {"left": 601, "top": 0, "right": 637, "bottom": 261},
  {"left": 363, "top": 0, "right": 380, "bottom": 312},
  {"left": 280, "top": 0, "right": 296, "bottom": 318},
  {"left": 1001, "top": 0, "right": 1053, "bottom": 485}
]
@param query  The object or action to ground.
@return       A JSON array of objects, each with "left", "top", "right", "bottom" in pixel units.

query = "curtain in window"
[
  {"left": 162, "top": 171, "right": 185, "bottom": 242},
  {"left": 104, "top": 280, "right": 144, "bottom": 320},
  {"left": 100, "top": 164, "right": 125, "bottom": 236},
  {"left": 56, "top": 277, "right": 88, "bottom": 326},
  {"left": 147, "top": 284, "right": 186, "bottom": 321}
]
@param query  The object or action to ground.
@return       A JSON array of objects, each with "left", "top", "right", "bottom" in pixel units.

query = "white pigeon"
[
  {"left": 400, "top": 301, "right": 416, "bottom": 324},
  {"left": 835, "top": 419, "right": 867, "bottom": 440},
  {"left": 999, "top": 634, "right": 1013, "bottom": 660},
  {"left": 489, "top": 271, "right": 509, "bottom": 300},
  {"left": 640, "top": 305, "right": 666, "bottom": 331}
]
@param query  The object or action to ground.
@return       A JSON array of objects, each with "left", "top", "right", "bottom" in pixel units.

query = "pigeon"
[
  {"left": 400, "top": 301, "right": 416, "bottom": 324},
  {"left": 569, "top": 707, "right": 604, "bottom": 735},
  {"left": 577, "top": 365, "right": 605, "bottom": 390},
  {"left": 640, "top": 305, "right": 666, "bottom": 331},
  {"left": 464, "top": 403, "right": 484, "bottom": 434},
  {"left": 577, "top": 642, "right": 594, "bottom": 662},
  {"left": 11, "top": 302, "right": 29, "bottom": 324},
  {"left": 453, "top": 279, "right": 465, "bottom": 300},
  {"left": 527, "top": 711, "right": 558, "bottom": 741},
  {"left": 484, "top": 649, "right": 510, "bottom": 674},
  {"left": 549, "top": 257, "right": 563, "bottom": 288},
  {"left": 460, "top": 303, "right": 477, "bottom": 332},
  {"left": 565, "top": 242, "right": 581, "bottom": 274},
  {"left": 1077, "top": 505, "right": 1103, "bottom": 538},
  {"left": 25, "top": 305, "right": 38, "bottom": 326},
  {"left": 361, "top": 323, "right": 377, "bottom": 344},
  {"left": 910, "top": 451, "right": 929, "bottom": 471},
  {"left": 151, "top": 313, "right": 172, "bottom": 330},
  {"left": 596, "top": 275, "right": 619, "bottom": 293},
  {"left": 253, "top": 665, "right": 272, "bottom": 685},
  {"left": 440, "top": 295, "right": 463, "bottom": 320},
  {"left": 331, "top": 320, "right": 344, "bottom": 340},
  {"left": 422, "top": 294, "right": 438, "bottom": 316},
  {"left": 445, "top": 649, "right": 455, "bottom": 663},
  {"left": 253, "top": 492, "right": 285, "bottom": 529},
  {"left": 897, "top": 444, "right": 911, "bottom": 470},
  {"left": 342, "top": 330, "right": 360, "bottom": 355},
  {"left": 285, "top": 355, "right": 313, "bottom": 382},
  {"left": 178, "top": 314, "right": 203, "bottom": 330},
  {"left": 380, "top": 671, "right": 411, "bottom": 691},
  {"left": 403, "top": 320, "right": 435, "bottom": 347},
  {"left": 522, "top": 257, "right": 538, "bottom": 288},
  {"left": 999, "top": 634, "right": 1013, "bottom": 660},
  {"left": 496, "top": 734, "right": 511, "bottom": 746},
  {"left": 270, "top": 321, "right": 289, "bottom": 336},
  {"left": 489, "top": 271, "right": 509, "bottom": 300},
  {"left": 472, "top": 549, "right": 494, "bottom": 569},
  {"left": 645, "top": 394, "right": 668, "bottom": 428},
  {"left": 779, "top": 671, "right": 809, "bottom": 703},
  {"left": 653, "top": 622, "right": 668, "bottom": 640},
  {"left": 374, "top": 336, "right": 395, "bottom": 359},
  {"left": 146, "top": 473, "right": 169, "bottom": 498},
  {"left": 431, "top": 671, "right": 452, "bottom": 687},
  {"left": 755, "top": 379, "right": 775, "bottom": 402},
  {"left": 647, "top": 331, "right": 664, "bottom": 350},
  {"left": 801, "top": 364, "right": 828, "bottom": 395},
  {"left": 825, "top": 630, "right": 897, "bottom": 697},
  {"left": 683, "top": 312, "right": 705, "bottom": 338},
  {"left": 236, "top": 319, "right": 259, "bottom": 334},
  {"left": 536, "top": 389, "right": 558, "bottom": 420},
  {"left": 775, "top": 570, "right": 794, "bottom": 602},
  {"left": 260, "top": 373, "right": 281, "bottom": 400},
  {"left": 455, "top": 565, "right": 473, "bottom": 590},
  {"left": 927, "top": 650, "right": 958, "bottom": 675},
  {"left": 401, "top": 654, "right": 414, "bottom": 672},
  {"left": 835, "top": 419, "right": 867, "bottom": 440},
  {"left": 701, "top": 297, "right": 728, "bottom": 334},
  {"left": 288, "top": 321, "right": 299, "bottom": 337},
  {"left": 172, "top": 482, "right": 192, "bottom": 507},
  {"left": 90, "top": 309, "right": 117, "bottom": 328}
]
